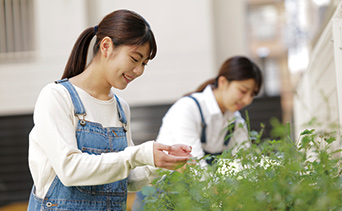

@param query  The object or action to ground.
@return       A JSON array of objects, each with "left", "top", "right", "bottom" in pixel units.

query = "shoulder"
[
  {"left": 162, "top": 95, "right": 205, "bottom": 122},
  {"left": 114, "top": 94, "right": 130, "bottom": 114},
  {"left": 33, "top": 82, "right": 75, "bottom": 119},
  {"left": 114, "top": 94, "right": 129, "bottom": 108},
  {"left": 171, "top": 95, "right": 203, "bottom": 111},
  {"left": 38, "top": 82, "right": 71, "bottom": 101}
]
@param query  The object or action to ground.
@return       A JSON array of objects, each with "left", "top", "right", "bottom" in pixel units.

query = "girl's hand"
[
  {"left": 153, "top": 143, "right": 190, "bottom": 170},
  {"left": 168, "top": 144, "right": 192, "bottom": 157},
  {"left": 169, "top": 144, "right": 196, "bottom": 173}
]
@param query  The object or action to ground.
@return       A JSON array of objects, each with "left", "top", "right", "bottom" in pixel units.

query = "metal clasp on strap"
[
  {"left": 76, "top": 113, "right": 87, "bottom": 126},
  {"left": 122, "top": 123, "right": 127, "bottom": 133}
]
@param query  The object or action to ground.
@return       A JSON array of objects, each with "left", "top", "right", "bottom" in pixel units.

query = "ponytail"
[
  {"left": 194, "top": 78, "right": 216, "bottom": 93},
  {"left": 185, "top": 56, "right": 263, "bottom": 96},
  {"left": 184, "top": 78, "right": 216, "bottom": 96},
  {"left": 62, "top": 27, "right": 96, "bottom": 79}
]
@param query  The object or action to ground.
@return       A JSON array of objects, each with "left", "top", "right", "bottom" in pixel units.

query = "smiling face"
[
  {"left": 214, "top": 76, "right": 257, "bottom": 113},
  {"left": 102, "top": 40, "right": 150, "bottom": 90}
]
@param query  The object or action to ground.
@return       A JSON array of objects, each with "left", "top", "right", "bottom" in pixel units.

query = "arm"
[{"left": 32, "top": 84, "right": 184, "bottom": 187}]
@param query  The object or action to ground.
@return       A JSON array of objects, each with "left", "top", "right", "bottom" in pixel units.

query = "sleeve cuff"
[{"left": 134, "top": 140, "right": 155, "bottom": 167}]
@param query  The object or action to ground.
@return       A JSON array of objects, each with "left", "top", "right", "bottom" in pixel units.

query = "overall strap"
[
  {"left": 187, "top": 95, "right": 207, "bottom": 144},
  {"left": 114, "top": 95, "right": 127, "bottom": 131},
  {"left": 55, "top": 79, "right": 86, "bottom": 115}
]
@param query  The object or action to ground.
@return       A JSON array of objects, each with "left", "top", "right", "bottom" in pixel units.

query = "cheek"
[
  {"left": 223, "top": 89, "right": 236, "bottom": 102},
  {"left": 233, "top": 90, "right": 243, "bottom": 100},
  {"left": 247, "top": 97, "right": 254, "bottom": 105},
  {"left": 107, "top": 68, "right": 120, "bottom": 79},
  {"left": 242, "top": 96, "right": 254, "bottom": 108}
]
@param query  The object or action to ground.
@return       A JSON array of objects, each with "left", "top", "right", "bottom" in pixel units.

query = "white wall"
[
  {"left": 211, "top": 0, "right": 247, "bottom": 70},
  {"left": 0, "top": 0, "right": 247, "bottom": 115},
  {"left": 99, "top": 0, "right": 216, "bottom": 105}
]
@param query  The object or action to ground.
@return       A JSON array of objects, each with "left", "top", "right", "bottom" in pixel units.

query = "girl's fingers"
[
  {"left": 169, "top": 144, "right": 192, "bottom": 156},
  {"left": 165, "top": 154, "right": 189, "bottom": 163},
  {"left": 153, "top": 148, "right": 189, "bottom": 170},
  {"left": 180, "top": 144, "right": 192, "bottom": 153},
  {"left": 154, "top": 142, "right": 172, "bottom": 152},
  {"left": 153, "top": 142, "right": 193, "bottom": 170}
]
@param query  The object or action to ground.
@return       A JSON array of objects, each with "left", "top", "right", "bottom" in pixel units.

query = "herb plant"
[{"left": 142, "top": 121, "right": 342, "bottom": 211}]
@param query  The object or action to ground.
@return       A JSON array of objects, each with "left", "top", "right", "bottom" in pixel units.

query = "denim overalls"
[{"left": 28, "top": 79, "right": 128, "bottom": 211}]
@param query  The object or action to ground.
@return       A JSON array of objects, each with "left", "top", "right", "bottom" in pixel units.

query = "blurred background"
[{"left": 1, "top": 0, "right": 342, "bottom": 210}]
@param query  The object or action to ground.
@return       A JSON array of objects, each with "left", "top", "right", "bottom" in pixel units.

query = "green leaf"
[
  {"left": 300, "top": 129, "right": 315, "bottom": 135},
  {"left": 301, "top": 136, "right": 311, "bottom": 145},
  {"left": 326, "top": 136, "right": 336, "bottom": 144}
]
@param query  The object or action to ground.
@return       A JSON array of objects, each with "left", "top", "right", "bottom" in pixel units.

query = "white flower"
[{"left": 216, "top": 158, "right": 243, "bottom": 177}]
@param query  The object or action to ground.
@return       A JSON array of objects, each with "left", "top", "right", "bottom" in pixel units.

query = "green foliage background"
[{"left": 142, "top": 121, "right": 342, "bottom": 211}]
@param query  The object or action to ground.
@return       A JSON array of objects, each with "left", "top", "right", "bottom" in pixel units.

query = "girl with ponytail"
[
  {"left": 157, "top": 56, "right": 262, "bottom": 164},
  {"left": 28, "top": 9, "right": 191, "bottom": 211},
  {"left": 158, "top": 56, "right": 262, "bottom": 164}
]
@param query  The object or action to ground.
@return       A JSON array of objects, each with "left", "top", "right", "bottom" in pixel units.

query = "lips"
[
  {"left": 236, "top": 103, "right": 243, "bottom": 111},
  {"left": 123, "top": 74, "right": 133, "bottom": 83}
]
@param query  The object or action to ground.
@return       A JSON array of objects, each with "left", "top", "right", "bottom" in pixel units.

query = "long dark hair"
[
  {"left": 193, "top": 56, "right": 263, "bottom": 95},
  {"left": 62, "top": 9, "right": 157, "bottom": 79}
]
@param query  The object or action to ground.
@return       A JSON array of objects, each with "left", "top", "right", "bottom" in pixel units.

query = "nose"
[{"left": 133, "top": 65, "right": 144, "bottom": 77}]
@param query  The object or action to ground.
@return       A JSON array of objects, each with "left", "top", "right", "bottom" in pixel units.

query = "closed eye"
[
  {"left": 131, "top": 56, "right": 138, "bottom": 62},
  {"left": 240, "top": 89, "right": 247, "bottom": 94}
]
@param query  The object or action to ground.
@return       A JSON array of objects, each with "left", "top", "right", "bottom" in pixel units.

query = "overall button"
[{"left": 46, "top": 202, "right": 57, "bottom": 207}]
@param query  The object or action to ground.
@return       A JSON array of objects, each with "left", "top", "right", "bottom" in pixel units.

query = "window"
[
  {"left": 248, "top": 5, "right": 279, "bottom": 41},
  {"left": 0, "top": 0, "right": 35, "bottom": 62}
]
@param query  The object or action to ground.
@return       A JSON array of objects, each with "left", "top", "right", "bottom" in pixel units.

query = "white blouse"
[
  {"left": 156, "top": 85, "right": 250, "bottom": 162},
  {"left": 29, "top": 82, "right": 155, "bottom": 198}
]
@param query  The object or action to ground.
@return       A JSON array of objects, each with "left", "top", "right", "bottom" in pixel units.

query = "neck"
[
  {"left": 212, "top": 88, "right": 226, "bottom": 114},
  {"left": 69, "top": 63, "right": 113, "bottom": 100}
]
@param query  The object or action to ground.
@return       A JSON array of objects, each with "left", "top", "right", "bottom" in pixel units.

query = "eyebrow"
[
  {"left": 241, "top": 84, "right": 258, "bottom": 94},
  {"left": 131, "top": 49, "right": 150, "bottom": 60},
  {"left": 241, "top": 84, "right": 251, "bottom": 90},
  {"left": 135, "top": 52, "right": 143, "bottom": 58},
  {"left": 132, "top": 51, "right": 148, "bottom": 60}
]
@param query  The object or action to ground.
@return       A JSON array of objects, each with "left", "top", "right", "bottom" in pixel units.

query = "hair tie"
[{"left": 94, "top": 25, "right": 98, "bottom": 35}]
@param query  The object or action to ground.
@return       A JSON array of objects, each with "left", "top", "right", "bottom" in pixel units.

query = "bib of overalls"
[{"left": 28, "top": 79, "right": 128, "bottom": 211}]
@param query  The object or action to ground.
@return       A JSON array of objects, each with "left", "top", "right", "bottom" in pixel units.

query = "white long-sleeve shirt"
[
  {"left": 29, "top": 82, "right": 156, "bottom": 198},
  {"left": 156, "top": 85, "right": 250, "bottom": 162}
]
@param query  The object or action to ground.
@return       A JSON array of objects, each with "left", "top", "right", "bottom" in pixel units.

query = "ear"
[
  {"left": 217, "top": 76, "right": 229, "bottom": 89},
  {"left": 99, "top": 36, "right": 114, "bottom": 58}
]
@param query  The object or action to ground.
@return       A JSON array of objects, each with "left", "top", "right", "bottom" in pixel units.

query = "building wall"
[
  {"left": 0, "top": 0, "right": 88, "bottom": 115},
  {"left": 0, "top": 0, "right": 247, "bottom": 116}
]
